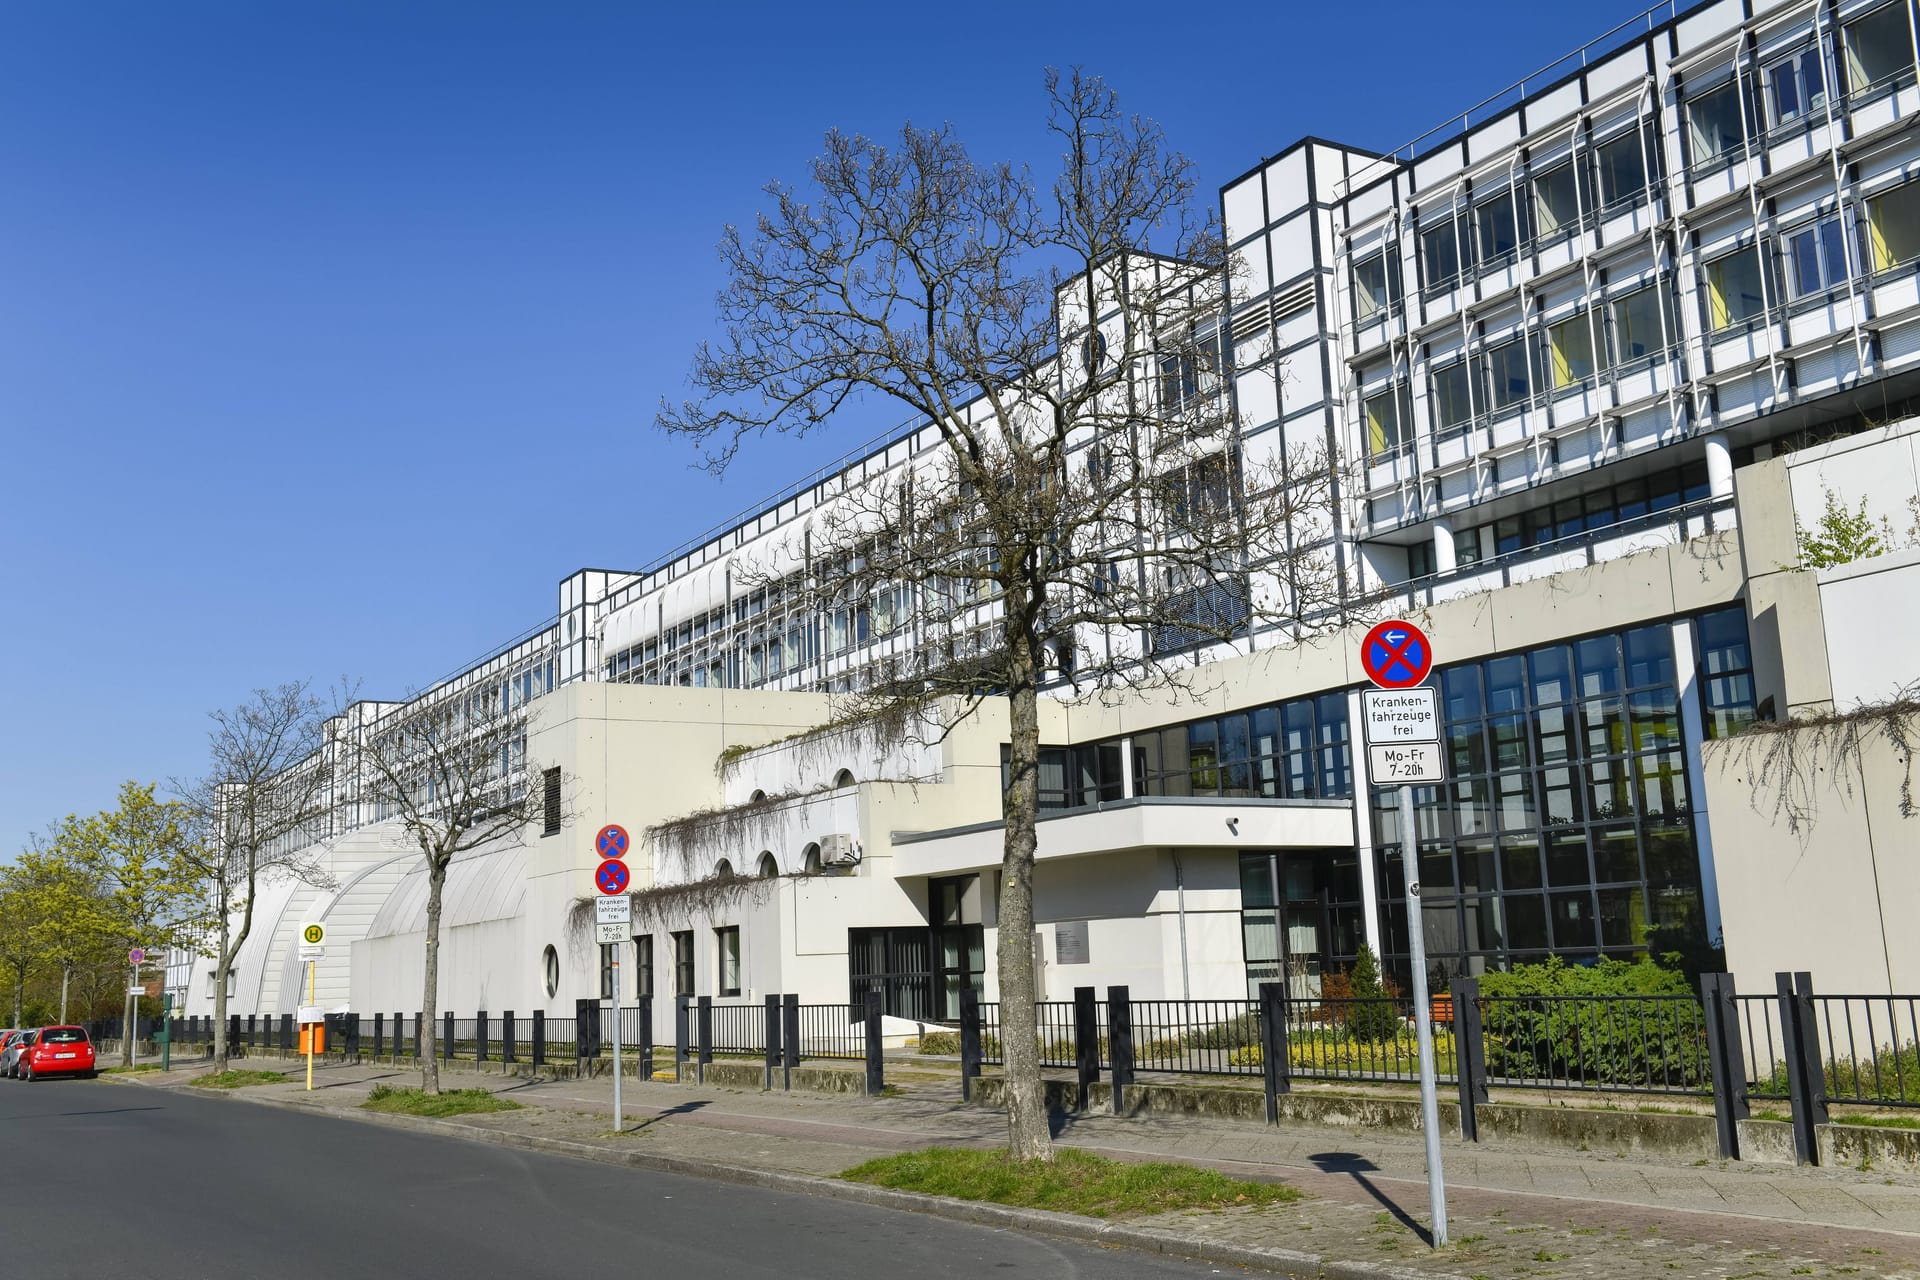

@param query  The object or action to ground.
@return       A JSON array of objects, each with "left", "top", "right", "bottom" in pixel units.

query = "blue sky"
[{"left": 0, "top": 0, "right": 1634, "bottom": 850}]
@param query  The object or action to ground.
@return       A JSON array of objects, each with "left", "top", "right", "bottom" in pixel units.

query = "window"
[
  {"left": 1421, "top": 217, "right": 1463, "bottom": 292},
  {"left": 1547, "top": 315, "right": 1598, "bottom": 389},
  {"left": 543, "top": 945, "right": 559, "bottom": 999},
  {"left": 1474, "top": 189, "right": 1523, "bottom": 267},
  {"left": 1594, "top": 126, "right": 1656, "bottom": 209},
  {"left": 1767, "top": 45, "right": 1828, "bottom": 126},
  {"left": 599, "top": 943, "right": 614, "bottom": 1001},
  {"left": 1687, "top": 79, "right": 1747, "bottom": 166},
  {"left": 1353, "top": 249, "right": 1401, "bottom": 320},
  {"left": 1532, "top": 162, "right": 1584, "bottom": 239},
  {"left": 1696, "top": 608, "right": 1758, "bottom": 739},
  {"left": 1364, "top": 381, "right": 1411, "bottom": 458},
  {"left": 757, "top": 851, "right": 779, "bottom": 878},
  {"left": 1844, "top": 3, "right": 1917, "bottom": 96},
  {"left": 1133, "top": 695, "right": 1351, "bottom": 801},
  {"left": 715, "top": 927, "right": 740, "bottom": 997},
  {"left": 1610, "top": 284, "right": 1667, "bottom": 364},
  {"left": 541, "top": 767, "right": 561, "bottom": 836},
  {"left": 1429, "top": 360, "right": 1474, "bottom": 438},
  {"left": 1866, "top": 181, "right": 1920, "bottom": 271},
  {"left": 1408, "top": 539, "right": 1437, "bottom": 580},
  {"left": 634, "top": 935, "right": 654, "bottom": 999},
  {"left": 1785, "top": 213, "right": 1853, "bottom": 298},
  {"left": 1704, "top": 246, "right": 1769, "bottom": 330},
  {"left": 672, "top": 931, "right": 695, "bottom": 996},
  {"left": 1477, "top": 336, "right": 1534, "bottom": 414}
]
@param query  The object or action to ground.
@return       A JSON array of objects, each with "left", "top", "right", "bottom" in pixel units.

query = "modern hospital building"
[{"left": 177, "top": 0, "right": 1920, "bottom": 1034}]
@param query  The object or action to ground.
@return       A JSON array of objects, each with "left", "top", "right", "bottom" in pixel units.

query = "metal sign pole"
[
  {"left": 610, "top": 957, "right": 622, "bottom": 1133},
  {"left": 306, "top": 960, "right": 315, "bottom": 1092},
  {"left": 1399, "top": 781, "right": 1448, "bottom": 1247}
]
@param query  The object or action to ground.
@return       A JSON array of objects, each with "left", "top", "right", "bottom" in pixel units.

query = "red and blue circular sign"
[
  {"left": 595, "top": 859, "right": 631, "bottom": 894},
  {"left": 1360, "top": 619, "right": 1434, "bottom": 690},
  {"left": 595, "top": 824, "right": 630, "bottom": 860}
]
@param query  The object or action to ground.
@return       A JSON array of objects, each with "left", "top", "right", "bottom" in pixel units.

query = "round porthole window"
[{"left": 542, "top": 944, "right": 559, "bottom": 998}]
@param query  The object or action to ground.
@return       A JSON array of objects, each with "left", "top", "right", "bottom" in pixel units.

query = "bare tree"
[
  {"left": 660, "top": 70, "right": 1351, "bottom": 1160},
  {"left": 337, "top": 673, "right": 555, "bottom": 1093},
  {"left": 176, "top": 682, "right": 335, "bottom": 1072}
]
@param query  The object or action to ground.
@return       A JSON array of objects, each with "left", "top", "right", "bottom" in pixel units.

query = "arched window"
[
  {"left": 833, "top": 769, "right": 856, "bottom": 789},
  {"left": 542, "top": 945, "right": 560, "bottom": 999},
  {"left": 757, "top": 851, "right": 779, "bottom": 879},
  {"left": 715, "top": 858, "right": 734, "bottom": 880},
  {"left": 802, "top": 843, "right": 823, "bottom": 874},
  {"left": 749, "top": 789, "right": 767, "bottom": 803}
]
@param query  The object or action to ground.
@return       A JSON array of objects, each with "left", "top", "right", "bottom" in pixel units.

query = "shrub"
[
  {"left": 1476, "top": 956, "right": 1707, "bottom": 1086},
  {"left": 1338, "top": 944, "right": 1403, "bottom": 1044},
  {"left": 917, "top": 1030, "right": 961, "bottom": 1055},
  {"left": 1183, "top": 1014, "right": 1262, "bottom": 1051},
  {"left": 1760, "top": 1043, "right": 1920, "bottom": 1105}
]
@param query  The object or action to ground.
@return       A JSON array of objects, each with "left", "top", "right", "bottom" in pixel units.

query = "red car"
[{"left": 19, "top": 1026, "right": 95, "bottom": 1081}]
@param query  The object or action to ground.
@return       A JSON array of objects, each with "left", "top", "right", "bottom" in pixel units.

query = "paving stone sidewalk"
[{"left": 116, "top": 1059, "right": 1920, "bottom": 1280}]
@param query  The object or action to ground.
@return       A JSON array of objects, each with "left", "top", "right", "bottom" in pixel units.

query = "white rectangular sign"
[
  {"left": 595, "top": 895, "right": 632, "bottom": 926},
  {"left": 1362, "top": 687, "right": 1439, "bottom": 744},
  {"left": 127, "top": 985, "right": 146, "bottom": 996},
  {"left": 1368, "top": 741, "right": 1446, "bottom": 785},
  {"left": 594, "top": 921, "right": 631, "bottom": 944}
]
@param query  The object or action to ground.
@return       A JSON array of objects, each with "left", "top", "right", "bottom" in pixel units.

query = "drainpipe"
[{"left": 1171, "top": 851, "right": 1192, "bottom": 1001}]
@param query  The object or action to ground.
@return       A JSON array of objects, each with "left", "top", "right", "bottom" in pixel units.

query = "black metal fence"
[{"left": 957, "top": 970, "right": 1919, "bottom": 1167}]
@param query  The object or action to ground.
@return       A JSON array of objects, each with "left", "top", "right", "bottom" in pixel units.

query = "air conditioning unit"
[{"left": 819, "top": 833, "right": 861, "bottom": 866}]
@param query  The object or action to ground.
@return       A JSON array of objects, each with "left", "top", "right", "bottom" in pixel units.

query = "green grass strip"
[
  {"left": 190, "top": 1070, "right": 289, "bottom": 1089},
  {"left": 361, "top": 1084, "right": 522, "bottom": 1118},
  {"left": 839, "top": 1146, "right": 1300, "bottom": 1219}
]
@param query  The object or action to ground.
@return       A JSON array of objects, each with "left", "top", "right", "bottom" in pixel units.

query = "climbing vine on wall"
[{"left": 1715, "top": 691, "right": 1920, "bottom": 837}]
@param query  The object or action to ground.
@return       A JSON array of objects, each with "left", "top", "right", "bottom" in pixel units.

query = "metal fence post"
[
  {"left": 1700, "top": 973, "right": 1749, "bottom": 1159},
  {"left": 863, "top": 988, "right": 885, "bottom": 1096},
  {"left": 1073, "top": 986, "right": 1099, "bottom": 1112},
  {"left": 245, "top": 1014, "right": 256, "bottom": 1050},
  {"left": 1258, "top": 981, "right": 1289, "bottom": 1124},
  {"left": 637, "top": 996, "right": 653, "bottom": 1079},
  {"left": 502, "top": 1011, "right": 516, "bottom": 1065},
  {"left": 229, "top": 1014, "right": 240, "bottom": 1054},
  {"left": 347, "top": 1013, "right": 361, "bottom": 1062},
  {"left": 413, "top": 1012, "right": 423, "bottom": 1061},
  {"left": 697, "top": 995, "right": 713, "bottom": 1083},
  {"left": 1108, "top": 985, "right": 1133, "bottom": 1117},
  {"left": 443, "top": 1011, "right": 454, "bottom": 1063},
  {"left": 372, "top": 1013, "right": 384, "bottom": 1060},
  {"left": 764, "top": 994, "right": 780, "bottom": 1090},
  {"left": 782, "top": 993, "right": 799, "bottom": 1090},
  {"left": 476, "top": 1011, "right": 488, "bottom": 1064},
  {"left": 674, "top": 994, "right": 690, "bottom": 1081},
  {"left": 959, "top": 985, "right": 982, "bottom": 1102},
  {"left": 280, "top": 1013, "right": 294, "bottom": 1053},
  {"left": 1451, "top": 976, "right": 1489, "bottom": 1142},
  {"left": 1777, "top": 971, "right": 1827, "bottom": 1165},
  {"left": 532, "top": 1010, "right": 545, "bottom": 1067}
]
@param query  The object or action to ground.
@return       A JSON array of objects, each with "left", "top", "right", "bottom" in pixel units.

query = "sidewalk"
[{"left": 112, "top": 1057, "right": 1920, "bottom": 1280}]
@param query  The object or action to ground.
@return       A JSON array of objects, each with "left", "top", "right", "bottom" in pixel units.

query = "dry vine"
[{"left": 1714, "top": 690, "right": 1920, "bottom": 838}]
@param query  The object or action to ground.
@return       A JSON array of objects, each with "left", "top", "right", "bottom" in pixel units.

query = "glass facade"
[{"left": 1367, "top": 612, "right": 1753, "bottom": 984}]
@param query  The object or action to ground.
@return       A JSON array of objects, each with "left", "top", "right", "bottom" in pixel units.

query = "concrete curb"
[{"left": 103, "top": 1073, "right": 1461, "bottom": 1280}]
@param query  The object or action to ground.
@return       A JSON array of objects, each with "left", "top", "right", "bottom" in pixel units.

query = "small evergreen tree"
[{"left": 1343, "top": 943, "right": 1402, "bottom": 1043}]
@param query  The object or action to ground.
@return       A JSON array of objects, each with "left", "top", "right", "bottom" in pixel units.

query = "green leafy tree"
[
  {"left": 0, "top": 864, "right": 49, "bottom": 1027},
  {"left": 50, "top": 783, "right": 204, "bottom": 1063}
]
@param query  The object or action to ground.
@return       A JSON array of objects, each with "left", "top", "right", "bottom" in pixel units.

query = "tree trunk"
[
  {"left": 420, "top": 855, "right": 446, "bottom": 1093},
  {"left": 58, "top": 962, "right": 69, "bottom": 1025},
  {"left": 11, "top": 965, "right": 22, "bottom": 1028},
  {"left": 996, "top": 625, "right": 1053, "bottom": 1162},
  {"left": 213, "top": 913, "right": 232, "bottom": 1072}
]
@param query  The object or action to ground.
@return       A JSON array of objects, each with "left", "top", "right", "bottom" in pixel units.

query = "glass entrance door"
[{"left": 1240, "top": 851, "right": 1335, "bottom": 1000}]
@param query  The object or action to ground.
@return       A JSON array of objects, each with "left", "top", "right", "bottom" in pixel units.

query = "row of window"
[
  {"left": 1404, "top": 461, "right": 1717, "bottom": 579},
  {"left": 1362, "top": 180, "right": 1920, "bottom": 458},
  {"left": 607, "top": 928, "right": 739, "bottom": 1001},
  {"left": 1350, "top": 4, "right": 1915, "bottom": 308}
]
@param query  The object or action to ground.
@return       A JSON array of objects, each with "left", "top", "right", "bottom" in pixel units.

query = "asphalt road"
[{"left": 0, "top": 1075, "right": 1236, "bottom": 1279}]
